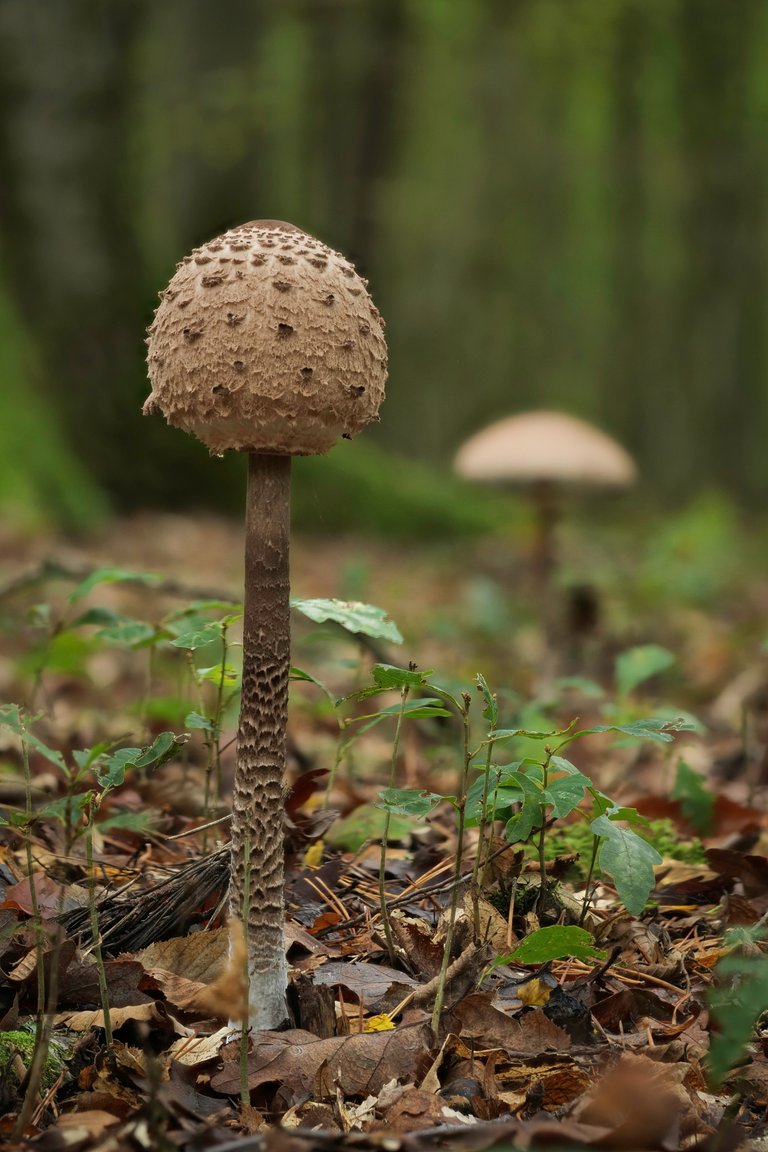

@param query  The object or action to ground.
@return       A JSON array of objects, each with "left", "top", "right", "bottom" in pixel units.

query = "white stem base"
[{"left": 247, "top": 951, "right": 289, "bottom": 1031}]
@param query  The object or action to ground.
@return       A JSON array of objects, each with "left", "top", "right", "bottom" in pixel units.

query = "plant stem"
[
  {"left": 579, "top": 834, "right": 601, "bottom": 926},
  {"left": 536, "top": 748, "right": 553, "bottom": 913},
  {"left": 12, "top": 737, "right": 47, "bottom": 1140},
  {"left": 470, "top": 738, "right": 496, "bottom": 938},
  {"left": 85, "top": 800, "right": 116, "bottom": 1073},
  {"left": 201, "top": 625, "right": 228, "bottom": 851},
  {"left": 378, "top": 687, "right": 409, "bottom": 966},
  {"left": 431, "top": 693, "right": 472, "bottom": 1036}
]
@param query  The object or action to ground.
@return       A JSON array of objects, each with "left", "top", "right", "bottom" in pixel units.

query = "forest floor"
[{"left": 1, "top": 506, "right": 768, "bottom": 1151}]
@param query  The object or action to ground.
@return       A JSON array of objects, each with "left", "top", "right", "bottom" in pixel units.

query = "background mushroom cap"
[
  {"left": 454, "top": 410, "right": 637, "bottom": 488},
  {"left": 144, "top": 221, "right": 387, "bottom": 455}
]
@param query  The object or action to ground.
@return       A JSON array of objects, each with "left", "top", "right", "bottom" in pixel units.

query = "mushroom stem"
[
  {"left": 530, "top": 480, "right": 560, "bottom": 585},
  {"left": 230, "top": 452, "right": 291, "bottom": 1030}
]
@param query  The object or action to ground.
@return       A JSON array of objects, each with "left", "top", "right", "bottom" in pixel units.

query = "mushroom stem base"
[{"left": 230, "top": 452, "right": 291, "bottom": 1031}]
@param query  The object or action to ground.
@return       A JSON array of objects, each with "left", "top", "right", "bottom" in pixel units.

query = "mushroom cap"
[
  {"left": 454, "top": 411, "right": 637, "bottom": 488},
  {"left": 144, "top": 221, "right": 387, "bottom": 455}
]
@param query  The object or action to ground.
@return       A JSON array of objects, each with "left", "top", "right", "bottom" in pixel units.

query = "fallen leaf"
[
  {"left": 313, "top": 960, "right": 418, "bottom": 1008},
  {"left": 55, "top": 1000, "right": 189, "bottom": 1033},
  {"left": 130, "top": 926, "right": 229, "bottom": 981},
  {"left": 449, "top": 992, "right": 572, "bottom": 1052},
  {"left": 168, "top": 1025, "right": 233, "bottom": 1067},
  {"left": 210, "top": 1022, "right": 433, "bottom": 1099},
  {"left": 381, "top": 1088, "right": 475, "bottom": 1132},
  {"left": 55, "top": 1111, "right": 120, "bottom": 1136}
]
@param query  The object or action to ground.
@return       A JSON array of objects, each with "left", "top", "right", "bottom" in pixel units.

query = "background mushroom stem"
[
  {"left": 530, "top": 479, "right": 560, "bottom": 587},
  {"left": 230, "top": 452, "right": 291, "bottom": 1030}
]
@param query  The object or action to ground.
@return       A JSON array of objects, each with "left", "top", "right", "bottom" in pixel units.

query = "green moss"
[
  {"left": 545, "top": 817, "right": 706, "bottom": 879},
  {"left": 0, "top": 1027, "right": 73, "bottom": 1091}
]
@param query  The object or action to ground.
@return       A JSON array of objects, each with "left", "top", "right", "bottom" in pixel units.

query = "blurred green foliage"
[{"left": 1, "top": 0, "right": 767, "bottom": 526}]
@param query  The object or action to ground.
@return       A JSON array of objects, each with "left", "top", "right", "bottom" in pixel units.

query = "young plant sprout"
[{"left": 144, "top": 220, "right": 387, "bottom": 1028}]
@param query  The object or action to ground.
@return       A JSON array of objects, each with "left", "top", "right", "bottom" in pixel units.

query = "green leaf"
[
  {"left": 36, "top": 792, "right": 91, "bottom": 825},
  {"left": 170, "top": 621, "right": 226, "bottom": 650},
  {"left": 164, "top": 599, "right": 240, "bottom": 620},
  {"left": 133, "top": 731, "right": 181, "bottom": 770},
  {"left": 375, "top": 787, "right": 446, "bottom": 818},
  {"left": 0, "top": 809, "right": 32, "bottom": 828},
  {"left": 708, "top": 933, "right": 768, "bottom": 1085},
  {"left": 325, "top": 803, "right": 419, "bottom": 852},
  {"left": 591, "top": 814, "right": 662, "bottom": 915},
  {"left": 96, "top": 618, "right": 157, "bottom": 647},
  {"left": 94, "top": 732, "right": 183, "bottom": 789},
  {"left": 476, "top": 674, "right": 498, "bottom": 727},
  {"left": 71, "top": 606, "right": 121, "bottom": 628},
  {"left": 68, "top": 567, "right": 161, "bottom": 603},
  {"left": 292, "top": 598, "right": 403, "bottom": 644},
  {"left": 95, "top": 748, "right": 135, "bottom": 789},
  {"left": 0, "top": 705, "right": 66, "bottom": 771},
  {"left": 466, "top": 783, "right": 524, "bottom": 825},
  {"left": 672, "top": 760, "right": 715, "bottom": 836},
  {"left": 501, "top": 925, "right": 607, "bottom": 966},
  {"left": 573, "top": 717, "right": 695, "bottom": 744},
  {"left": 548, "top": 755, "right": 581, "bottom": 775},
  {"left": 615, "top": 644, "right": 676, "bottom": 698},
  {"left": 185, "top": 711, "right": 214, "bottom": 732},
  {"left": 72, "top": 742, "right": 112, "bottom": 774},
  {"left": 589, "top": 793, "right": 650, "bottom": 826},
  {"left": 489, "top": 727, "right": 561, "bottom": 744},
  {"left": 541, "top": 773, "right": 591, "bottom": 819},
  {"left": 290, "top": 666, "right": 326, "bottom": 687},
  {"left": 372, "top": 664, "right": 430, "bottom": 690},
  {"left": 194, "top": 663, "right": 239, "bottom": 686},
  {"left": 504, "top": 773, "right": 546, "bottom": 844},
  {"left": 374, "top": 698, "right": 453, "bottom": 719}
]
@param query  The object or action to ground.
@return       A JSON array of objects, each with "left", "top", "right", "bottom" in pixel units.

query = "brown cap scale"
[{"left": 144, "top": 221, "right": 386, "bottom": 1030}]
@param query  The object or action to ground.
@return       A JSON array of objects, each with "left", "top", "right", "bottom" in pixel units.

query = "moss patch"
[{"left": 0, "top": 1028, "right": 73, "bottom": 1091}]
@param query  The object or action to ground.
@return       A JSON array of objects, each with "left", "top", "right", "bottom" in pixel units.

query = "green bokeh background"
[{"left": 1, "top": 0, "right": 766, "bottom": 529}]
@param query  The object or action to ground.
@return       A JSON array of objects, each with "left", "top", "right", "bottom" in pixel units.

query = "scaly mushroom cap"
[
  {"left": 454, "top": 411, "right": 637, "bottom": 488},
  {"left": 144, "top": 221, "right": 387, "bottom": 455}
]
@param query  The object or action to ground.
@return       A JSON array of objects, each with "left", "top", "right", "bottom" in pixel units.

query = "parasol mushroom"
[
  {"left": 454, "top": 410, "right": 637, "bottom": 581},
  {"left": 144, "top": 220, "right": 387, "bottom": 1029}
]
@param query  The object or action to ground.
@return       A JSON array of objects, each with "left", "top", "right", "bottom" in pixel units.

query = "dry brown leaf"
[
  {"left": 572, "top": 1052, "right": 706, "bottom": 1144},
  {"left": 285, "top": 919, "right": 333, "bottom": 955},
  {"left": 130, "top": 926, "right": 229, "bottom": 981},
  {"left": 381, "top": 1087, "right": 474, "bottom": 1132},
  {"left": 55, "top": 1000, "right": 190, "bottom": 1033},
  {"left": 54, "top": 1110, "right": 121, "bottom": 1137},
  {"left": 60, "top": 958, "right": 149, "bottom": 1009},
  {"left": 168, "top": 1025, "right": 233, "bottom": 1066},
  {"left": 143, "top": 968, "right": 220, "bottom": 1015},
  {"left": 497, "top": 1058, "right": 593, "bottom": 1109},
  {"left": 210, "top": 1022, "right": 433, "bottom": 1099},
  {"left": 450, "top": 992, "right": 572, "bottom": 1053},
  {"left": 464, "top": 892, "right": 510, "bottom": 953},
  {"left": 389, "top": 913, "right": 444, "bottom": 978},
  {"left": 144, "top": 919, "right": 246, "bottom": 1020},
  {"left": 313, "top": 959, "right": 418, "bottom": 1008}
]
